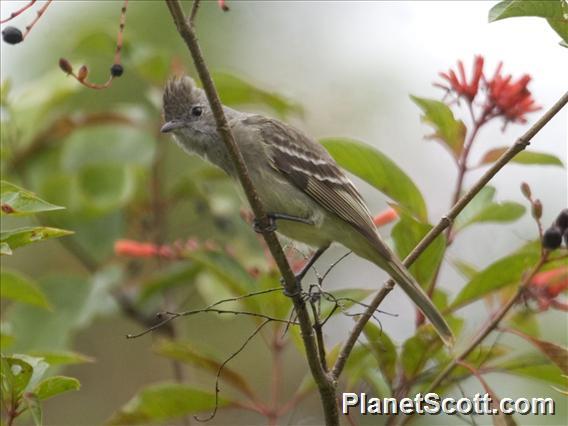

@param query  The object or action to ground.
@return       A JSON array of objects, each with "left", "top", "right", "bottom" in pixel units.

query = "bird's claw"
[{"left": 252, "top": 215, "right": 277, "bottom": 233}]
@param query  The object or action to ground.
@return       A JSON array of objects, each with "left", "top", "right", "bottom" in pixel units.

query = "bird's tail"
[{"left": 381, "top": 256, "right": 454, "bottom": 346}]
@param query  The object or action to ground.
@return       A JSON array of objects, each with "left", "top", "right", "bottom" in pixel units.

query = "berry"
[
  {"left": 555, "top": 209, "right": 568, "bottom": 231},
  {"left": 564, "top": 229, "right": 568, "bottom": 248},
  {"left": 542, "top": 226, "right": 562, "bottom": 250},
  {"left": 110, "top": 64, "right": 124, "bottom": 77},
  {"left": 2, "top": 26, "right": 23, "bottom": 44}
]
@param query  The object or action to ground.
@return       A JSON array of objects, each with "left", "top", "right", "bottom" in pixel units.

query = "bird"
[{"left": 161, "top": 76, "right": 453, "bottom": 345}]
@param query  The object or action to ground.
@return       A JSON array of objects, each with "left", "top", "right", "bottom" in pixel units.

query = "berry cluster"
[{"left": 543, "top": 209, "right": 568, "bottom": 250}]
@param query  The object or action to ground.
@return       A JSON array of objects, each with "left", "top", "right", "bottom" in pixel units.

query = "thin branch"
[
  {"left": 331, "top": 90, "right": 568, "bottom": 380},
  {"left": 194, "top": 319, "right": 272, "bottom": 422},
  {"left": 0, "top": 0, "right": 36, "bottom": 24},
  {"left": 164, "top": 2, "right": 338, "bottom": 424}
]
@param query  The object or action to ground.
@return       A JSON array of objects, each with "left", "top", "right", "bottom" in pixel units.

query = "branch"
[
  {"left": 331, "top": 90, "right": 568, "bottom": 380},
  {"left": 163, "top": 3, "right": 338, "bottom": 423}
]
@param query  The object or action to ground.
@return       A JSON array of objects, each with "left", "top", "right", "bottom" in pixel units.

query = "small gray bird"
[{"left": 161, "top": 76, "right": 453, "bottom": 345}]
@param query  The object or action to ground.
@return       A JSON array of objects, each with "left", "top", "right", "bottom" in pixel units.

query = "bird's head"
[{"left": 161, "top": 76, "right": 213, "bottom": 136}]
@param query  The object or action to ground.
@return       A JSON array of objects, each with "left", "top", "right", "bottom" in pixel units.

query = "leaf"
[
  {"left": 452, "top": 259, "right": 479, "bottom": 280},
  {"left": 10, "top": 269, "right": 120, "bottom": 352},
  {"left": 33, "top": 376, "right": 80, "bottom": 401},
  {"left": 140, "top": 263, "right": 202, "bottom": 301},
  {"left": 362, "top": 322, "right": 397, "bottom": 388},
  {"left": 1, "top": 355, "right": 33, "bottom": 398},
  {"left": 454, "top": 187, "right": 525, "bottom": 231},
  {"left": 492, "top": 354, "right": 566, "bottom": 387},
  {"left": 391, "top": 209, "right": 446, "bottom": 287},
  {"left": 61, "top": 126, "right": 155, "bottom": 170},
  {"left": 0, "top": 242, "right": 12, "bottom": 256},
  {"left": 1, "top": 322, "right": 14, "bottom": 348},
  {"left": 28, "top": 351, "right": 94, "bottom": 366},
  {"left": 77, "top": 165, "right": 136, "bottom": 213},
  {"left": 449, "top": 243, "right": 540, "bottom": 311},
  {"left": 410, "top": 96, "right": 466, "bottom": 160},
  {"left": 507, "top": 329, "right": 568, "bottom": 374},
  {"left": 213, "top": 72, "right": 303, "bottom": 118},
  {"left": 0, "top": 226, "right": 73, "bottom": 251},
  {"left": 154, "top": 340, "right": 255, "bottom": 398},
  {"left": 0, "top": 270, "right": 52, "bottom": 310},
  {"left": 489, "top": 0, "right": 568, "bottom": 44},
  {"left": 107, "top": 382, "right": 231, "bottom": 425},
  {"left": 187, "top": 249, "right": 257, "bottom": 295},
  {"left": 321, "top": 138, "right": 427, "bottom": 221},
  {"left": 0, "top": 181, "right": 64, "bottom": 216},
  {"left": 23, "top": 392, "right": 42, "bottom": 426},
  {"left": 480, "top": 148, "right": 564, "bottom": 167},
  {"left": 401, "top": 326, "right": 444, "bottom": 380}
]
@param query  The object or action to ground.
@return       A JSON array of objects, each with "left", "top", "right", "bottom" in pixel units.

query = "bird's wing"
[{"left": 245, "top": 115, "right": 388, "bottom": 257}]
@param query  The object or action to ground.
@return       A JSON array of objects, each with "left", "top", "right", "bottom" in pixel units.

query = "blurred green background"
[{"left": 1, "top": 1, "right": 566, "bottom": 425}]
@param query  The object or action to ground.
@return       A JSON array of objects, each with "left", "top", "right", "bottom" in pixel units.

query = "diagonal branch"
[
  {"left": 163, "top": 1, "right": 338, "bottom": 424},
  {"left": 331, "top": 90, "right": 568, "bottom": 380}
]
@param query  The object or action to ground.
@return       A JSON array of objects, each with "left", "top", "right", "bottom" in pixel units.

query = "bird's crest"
[{"left": 163, "top": 76, "right": 204, "bottom": 121}]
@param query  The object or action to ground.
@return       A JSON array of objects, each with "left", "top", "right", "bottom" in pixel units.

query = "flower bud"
[
  {"left": 520, "top": 182, "right": 531, "bottom": 199},
  {"left": 77, "top": 65, "right": 89, "bottom": 82},
  {"left": 531, "top": 199, "right": 542, "bottom": 220},
  {"left": 59, "top": 58, "right": 73, "bottom": 75}
]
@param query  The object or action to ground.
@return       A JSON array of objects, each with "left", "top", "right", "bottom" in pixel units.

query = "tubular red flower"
[{"left": 436, "top": 55, "right": 484, "bottom": 102}]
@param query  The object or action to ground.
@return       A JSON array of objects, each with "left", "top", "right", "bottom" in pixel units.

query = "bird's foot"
[{"left": 252, "top": 215, "right": 278, "bottom": 233}]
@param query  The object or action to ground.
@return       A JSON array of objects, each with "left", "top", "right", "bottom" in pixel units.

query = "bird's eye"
[{"left": 191, "top": 106, "right": 203, "bottom": 117}]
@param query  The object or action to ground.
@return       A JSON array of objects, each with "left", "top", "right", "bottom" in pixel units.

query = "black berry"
[
  {"left": 542, "top": 226, "right": 562, "bottom": 250},
  {"left": 555, "top": 209, "right": 568, "bottom": 231},
  {"left": 2, "top": 26, "right": 23, "bottom": 44},
  {"left": 110, "top": 64, "right": 124, "bottom": 77},
  {"left": 564, "top": 229, "right": 568, "bottom": 248}
]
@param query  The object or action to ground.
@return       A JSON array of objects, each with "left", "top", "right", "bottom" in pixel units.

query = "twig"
[
  {"left": 126, "top": 308, "right": 298, "bottom": 339},
  {"left": 21, "top": 0, "right": 52, "bottom": 40},
  {"left": 0, "top": 0, "right": 36, "bottom": 24},
  {"left": 419, "top": 255, "right": 548, "bottom": 405},
  {"left": 331, "top": 90, "right": 568, "bottom": 381},
  {"left": 164, "top": 1, "right": 338, "bottom": 424},
  {"left": 194, "top": 319, "right": 272, "bottom": 422}
]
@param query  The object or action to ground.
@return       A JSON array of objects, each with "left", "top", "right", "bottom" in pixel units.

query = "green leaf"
[
  {"left": 10, "top": 269, "right": 120, "bottom": 352},
  {"left": 28, "top": 351, "right": 94, "bottom": 366},
  {"left": 77, "top": 165, "right": 136, "bottom": 213},
  {"left": 23, "top": 392, "right": 42, "bottom": 426},
  {"left": 213, "top": 72, "right": 303, "bottom": 118},
  {"left": 1, "top": 355, "right": 33, "bottom": 398},
  {"left": 489, "top": 0, "right": 568, "bottom": 44},
  {"left": 154, "top": 340, "right": 254, "bottom": 397},
  {"left": 454, "top": 187, "right": 525, "bottom": 231},
  {"left": 507, "top": 329, "right": 568, "bottom": 374},
  {"left": 107, "top": 382, "right": 231, "bottom": 425},
  {"left": 391, "top": 209, "right": 446, "bottom": 287},
  {"left": 0, "top": 270, "right": 52, "bottom": 310},
  {"left": 452, "top": 259, "right": 479, "bottom": 280},
  {"left": 1, "top": 181, "right": 64, "bottom": 216},
  {"left": 449, "top": 243, "right": 540, "bottom": 311},
  {"left": 362, "top": 322, "right": 397, "bottom": 388},
  {"left": 33, "top": 376, "right": 80, "bottom": 401},
  {"left": 0, "top": 242, "right": 12, "bottom": 256},
  {"left": 61, "top": 126, "right": 155, "bottom": 170},
  {"left": 480, "top": 148, "right": 564, "bottom": 167},
  {"left": 321, "top": 138, "right": 427, "bottom": 221},
  {"left": 401, "top": 326, "right": 444, "bottom": 380},
  {"left": 492, "top": 354, "right": 566, "bottom": 387},
  {"left": 0, "top": 226, "right": 73, "bottom": 251},
  {"left": 410, "top": 96, "right": 466, "bottom": 160},
  {"left": 188, "top": 249, "right": 257, "bottom": 295},
  {"left": 1, "top": 322, "right": 14, "bottom": 348}
]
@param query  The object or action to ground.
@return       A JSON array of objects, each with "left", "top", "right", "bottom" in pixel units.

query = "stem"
[
  {"left": 164, "top": 2, "right": 338, "bottom": 424},
  {"left": 331, "top": 90, "right": 568, "bottom": 380},
  {"left": 419, "top": 253, "right": 548, "bottom": 402}
]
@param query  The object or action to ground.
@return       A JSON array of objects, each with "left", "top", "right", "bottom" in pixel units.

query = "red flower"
[
  {"left": 526, "top": 266, "right": 568, "bottom": 311},
  {"left": 486, "top": 62, "right": 541, "bottom": 124},
  {"left": 436, "top": 55, "right": 484, "bottom": 102}
]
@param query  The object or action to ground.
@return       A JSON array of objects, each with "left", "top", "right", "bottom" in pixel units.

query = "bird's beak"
[{"left": 160, "top": 120, "right": 184, "bottom": 133}]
